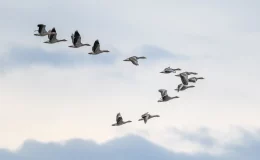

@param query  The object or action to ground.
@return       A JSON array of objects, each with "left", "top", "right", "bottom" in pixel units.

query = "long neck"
[
  {"left": 101, "top": 50, "right": 109, "bottom": 52},
  {"left": 57, "top": 39, "right": 66, "bottom": 42},
  {"left": 150, "top": 115, "right": 159, "bottom": 118},
  {"left": 197, "top": 77, "right": 204, "bottom": 79},
  {"left": 124, "top": 121, "right": 131, "bottom": 124}
]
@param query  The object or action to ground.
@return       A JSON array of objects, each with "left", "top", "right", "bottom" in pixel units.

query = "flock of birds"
[{"left": 34, "top": 24, "right": 205, "bottom": 127}]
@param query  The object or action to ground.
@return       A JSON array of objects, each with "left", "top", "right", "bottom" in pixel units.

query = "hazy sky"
[{"left": 0, "top": 0, "right": 260, "bottom": 157}]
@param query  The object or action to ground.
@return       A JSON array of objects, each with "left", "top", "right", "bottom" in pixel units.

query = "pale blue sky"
[{"left": 0, "top": 0, "right": 260, "bottom": 159}]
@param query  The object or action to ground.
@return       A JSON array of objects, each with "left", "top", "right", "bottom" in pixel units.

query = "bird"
[
  {"left": 138, "top": 112, "right": 160, "bottom": 124},
  {"left": 34, "top": 24, "right": 54, "bottom": 36},
  {"left": 175, "top": 84, "right": 195, "bottom": 92},
  {"left": 188, "top": 77, "right": 204, "bottom": 83},
  {"left": 43, "top": 28, "right": 67, "bottom": 44},
  {"left": 88, "top": 40, "right": 109, "bottom": 55},
  {"left": 123, "top": 56, "right": 146, "bottom": 66},
  {"left": 69, "top": 30, "right": 91, "bottom": 48},
  {"left": 158, "top": 89, "right": 179, "bottom": 102},
  {"left": 160, "top": 67, "right": 181, "bottom": 74},
  {"left": 111, "top": 113, "right": 132, "bottom": 126}
]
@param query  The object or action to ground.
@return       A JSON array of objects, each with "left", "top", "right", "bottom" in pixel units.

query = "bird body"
[
  {"left": 69, "top": 30, "right": 90, "bottom": 48},
  {"left": 88, "top": 40, "right": 109, "bottom": 55},
  {"left": 160, "top": 67, "right": 181, "bottom": 74},
  {"left": 112, "top": 113, "right": 132, "bottom": 126},
  {"left": 188, "top": 77, "right": 204, "bottom": 83},
  {"left": 44, "top": 28, "right": 67, "bottom": 44},
  {"left": 138, "top": 112, "right": 159, "bottom": 124},
  {"left": 158, "top": 89, "right": 179, "bottom": 102},
  {"left": 123, "top": 56, "right": 146, "bottom": 66}
]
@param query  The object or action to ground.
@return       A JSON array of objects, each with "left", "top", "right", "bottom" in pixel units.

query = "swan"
[
  {"left": 88, "top": 40, "right": 109, "bottom": 55},
  {"left": 112, "top": 113, "right": 132, "bottom": 126},
  {"left": 34, "top": 24, "right": 54, "bottom": 36},
  {"left": 123, "top": 56, "right": 146, "bottom": 66},
  {"left": 160, "top": 67, "right": 181, "bottom": 74},
  {"left": 175, "top": 84, "right": 195, "bottom": 92},
  {"left": 158, "top": 89, "right": 179, "bottom": 102},
  {"left": 138, "top": 112, "right": 160, "bottom": 124},
  {"left": 69, "top": 30, "right": 91, "bottom": 48},
  {"left": 43, "top": 28, "right": 67, "bottom": 44},
  {"left": 188, "top": 77, "right": 204, "bottom": 83}
]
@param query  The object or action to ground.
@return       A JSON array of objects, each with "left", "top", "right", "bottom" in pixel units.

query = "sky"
[{"left": 0, "top": 0, "right": 260, "bottom": 159}]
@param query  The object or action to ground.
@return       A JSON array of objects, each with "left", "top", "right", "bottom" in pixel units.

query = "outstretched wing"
[
  {"left": 158, "top": 89, "right": 168, "bottom": 98},
  {"left": 180, "top": 73, "right": 189, "bottom": 85},
  {"left": 48, "top": 28, "right": 56, "bottom": 40},
  {"left": 141, "top": 112, "right": 149, "bottom": 118},
  {"left": 37, "top": 24, "right": 46, "bottom": 33},
  {"left": 129, "top": 57, "right": 138, "bottom": 65},
  {"left": 116, "top": 113, "right": 123, "bottom": 123},
  {"left": 92, "top": 40, "right": 100, "bottom": 53},
  {"left": 73, "top": 30, "right": 81, "bottom": 45}
]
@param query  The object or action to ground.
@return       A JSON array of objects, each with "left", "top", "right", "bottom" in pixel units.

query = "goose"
[
  {"left": 175, "top": 84, "right": 195, "bottom": 92},
  {"left": 112, "top": 113, "right": 132, "bottom": 126},
  {"left": 34, "top": 24, "right": 54, "bottom": 36},
  {"left": 158, "top": 89, "right": 179, "bottom": 102},
  {"left": 44, "top": 28, "right": 67, "bottom": 44},
  {"left": 88, "top": 40, "right": 109, "bottom": 55},
  {"left": 138, "top": 112, "right": 160, "bottom": 124},
  {"left": 188, "top": 77, "right": 204, "bottom": 83},
  {"left": 123, "top": 56, "right": 146, "bottom": 66},
  {"left": 160, "top": 67, "right": 181, "bottom": 74},
  {"left": 69, "top": 30, "right": 91, "bottom": 48}
]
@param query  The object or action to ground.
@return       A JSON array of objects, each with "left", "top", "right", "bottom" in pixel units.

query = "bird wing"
[
  {"left": 159, "top": 89, "right": 167, "bottom": 98},
  {"left": 116, "top": 113, "right": 123, "bottom": 123},
  {"left": 141, "top": 112, "right": 149, "bottom": 118},
  {"left": 177, "top": 84, "right": 183, "bottom": 91},
  {"left": 129, "top": 57, "right": 138, "bottom": 65},
  {"left": 73, "top": 31, "right": 81, "bottom": 45},
  {"left": 49, "top": 28, "right": 57, "bottom": 40},
  {"left": 144, "top": 115, "right": 149, "bottom": 124},
  {"left": 71, "top": 33, "right": 74, "bottom": 43},
  {"left": 180, "top": 73, "right": 189, "bottom": 85},
  {"left": 92, "top": 40, "right": 100, "bottom": 53},
  {"left": 37, "top": 24, "right": 46, "bottom": 33}
]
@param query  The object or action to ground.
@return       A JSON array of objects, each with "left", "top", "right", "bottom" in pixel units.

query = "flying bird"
[
  {"left": 69, "top": 30, "right": 90, "bottom": 48},
  {"left": 138, "top": 112, "right": 160, "bottom": 124},
  {"left": 188, "top": 77, "right": 205, "bottom": 83},
  {"left": 160, "top": 67, "right": 181, "bottom": 74},
  {"left": 43, "top": 28, "right": 67, "bottom": 44},
  {"left": 158, "top": 89, "right": 179, "bottom": 102},
  {"left": 175, "top": 84, "right": 195, "bottom": 92},
  {"left": 34, "top": 24, "right": 54, "bottom": 36},
  {"left": 111, "top": 113, "right": 132, "bottom": 126},
  {"left": 175, "top": 72, "right": 198, "bottom": 76},
  {"left": 88, "top": 40, "right": 109, "bottom": 55},
  {"left": 123, "top": 56, "right": 146, "bottom": 66}
]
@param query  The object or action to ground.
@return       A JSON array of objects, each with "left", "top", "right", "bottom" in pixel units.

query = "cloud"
[{"left": 1, "top": 131, "right": 260, "bottom": 160}]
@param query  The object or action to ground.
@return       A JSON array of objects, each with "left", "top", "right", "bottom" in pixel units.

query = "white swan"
[
  {"left": 123, "top": 56, "right": 146, "bottom": 66},
  {"left": 112, "top": 113, "right": 132, "bottom": 126},
  {"left": 158, "top": 89, "right": 179, "bottom": 102},
  {"left": 138, "top": 112, "right": 160, "bottom": 124},
  {"left": 160, "top": 67, "right": 181, "bottom": 74},
  {"left": 43, "top": 28, "right": 67, "bottom": 44},
  {"left": 88, "top": 40, "right": 109, "bottom": 55},
  {"left": 69, "top": 30, "right": 91, "bottom": 48},
  {"left": 188, "top": 77, "right": 204, "bottom": 83},
  {"left": 175, "top": 84, "right": 195, "bottom": 92}
]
